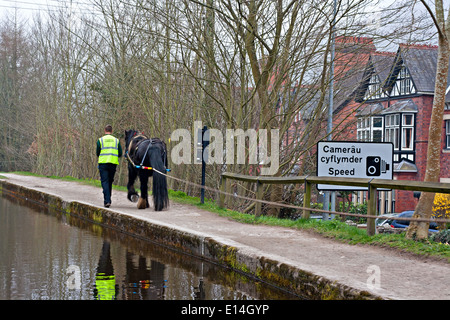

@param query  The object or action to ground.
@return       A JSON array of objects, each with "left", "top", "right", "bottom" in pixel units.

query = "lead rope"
[
  {"left": 151, "top": 167, "right": 318, "bottom": 212},
  {"left": 151, "top": 167, "right": 450, "bottom": 223}
]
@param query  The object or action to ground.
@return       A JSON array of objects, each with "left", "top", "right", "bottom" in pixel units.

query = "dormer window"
[
  {"left": 391, "top": 63, "right": 416, "bottom": 96},
  {"left": 364, "top": 74, "right": 386, "bottom": 100}
]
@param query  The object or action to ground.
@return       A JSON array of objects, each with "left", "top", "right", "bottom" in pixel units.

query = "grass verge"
[{"left": 2, "top": 171, "right": 450, "bottom": 262}]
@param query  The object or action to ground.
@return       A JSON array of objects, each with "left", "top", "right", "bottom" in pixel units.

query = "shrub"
[
  {"left": 339, "top": 201, "right": 367, "bottom": 224},
  {"left": 431, "top": 229, "right": 450, "bottom": 244},
  {"left": 432, "top": 193, "right": 450, "bottom": 230}
]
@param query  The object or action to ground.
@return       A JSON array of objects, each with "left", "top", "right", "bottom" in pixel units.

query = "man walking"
[{"left": 97, "top": 125, "right": 122, "bottom": 208}]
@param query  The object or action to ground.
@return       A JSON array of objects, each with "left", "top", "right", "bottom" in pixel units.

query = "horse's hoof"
[
  {"left": 137, "top": 197, "right": 149, "bottom": 209},
  {"left": 128, "top": 193, "right": 139, "bottom": 202},
  {"left": 137, "top": 198, "right": 146, "bottom": 209}
]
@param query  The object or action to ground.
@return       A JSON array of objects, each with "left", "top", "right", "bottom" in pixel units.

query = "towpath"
[{"left": 1, "top": 173, "right": 449, "bottom": 300}]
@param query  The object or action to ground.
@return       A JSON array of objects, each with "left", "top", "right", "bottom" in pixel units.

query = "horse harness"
[{"left": 126, "top": 134, "right": 167, "bottom": 171}]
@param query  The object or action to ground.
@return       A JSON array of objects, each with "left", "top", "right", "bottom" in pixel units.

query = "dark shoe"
[{"left": 105, "top": 203, "right": 111, "bottom": 208}]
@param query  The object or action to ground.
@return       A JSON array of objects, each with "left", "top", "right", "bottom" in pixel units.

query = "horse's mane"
[{"left": 126, "top": 130, "right": 148, "bottom": 156}]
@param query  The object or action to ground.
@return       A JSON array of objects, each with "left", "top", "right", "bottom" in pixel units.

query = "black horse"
[{"left": 124, "top": 129, "right": 169, "bottom": 211}]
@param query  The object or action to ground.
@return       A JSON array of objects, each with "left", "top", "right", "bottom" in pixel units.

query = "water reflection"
[
  {"left": 94, "top": 241, "right": 118, "bottom": 300},
  {"left": 0, "top": 192, "right": 300, "bottom": 300},
  {"left": 123, "top": 250, "right": 167, "bottom": 300}
]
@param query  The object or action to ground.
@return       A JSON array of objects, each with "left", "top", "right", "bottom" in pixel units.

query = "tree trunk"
[{"left": 406, "top": 0, "right": 450, "bottom": 240}]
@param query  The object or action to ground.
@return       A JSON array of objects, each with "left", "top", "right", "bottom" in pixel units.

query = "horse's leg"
[
  {"left": 137, "top": 170, "right": 150, "bottom": 209},
  {"left": 127, "top": 163, "right": 139, "bottom": 202}
]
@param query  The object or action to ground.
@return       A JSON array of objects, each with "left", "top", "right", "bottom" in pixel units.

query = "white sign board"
[{"left": 316, "top": 141, "right": 393, "bottom": 191}]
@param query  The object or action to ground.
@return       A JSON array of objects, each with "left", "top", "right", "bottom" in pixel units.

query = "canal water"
[{"left": 0, "top": 193, "right": 300, "bottom": 300}]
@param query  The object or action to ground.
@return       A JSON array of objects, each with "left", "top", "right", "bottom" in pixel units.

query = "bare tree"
[
  {"left": 151, "top": 0, "right": 380, "bottom": 214},
  {"left": 0, "top": 12, "right": 34, "bottom": 172}
]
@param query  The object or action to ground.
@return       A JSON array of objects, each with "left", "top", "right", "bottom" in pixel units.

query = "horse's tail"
[{"left": 149, "top": 145, "right": 169, "bottom": 211}]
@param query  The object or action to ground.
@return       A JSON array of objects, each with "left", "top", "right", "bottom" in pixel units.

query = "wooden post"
[
  {"left": 219, "top": 176, "right": 226, "bottom": 209},
  {"left": 367, "top": 182, "right": 378, "bottom": 236},
  {"left": 225, "top": 177, "right": 231, "bottom": 206},
  {"left": 255, "top": 180, "right": 263, "bottom": 217},
  {"left": 303, "top": 179, "right": 311, "bottom": 219}
]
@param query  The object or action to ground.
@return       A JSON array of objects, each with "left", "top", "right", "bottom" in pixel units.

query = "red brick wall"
[
  {"left": 394, "top": 173, "right": 419, "bottom": 212},
  {"left": 332, "top": 101, "right": 359, "bottom": 141},
  {"left": 412, "top": 96, "right": 433, "bottom": 183},
  {"left": 390, "top": 96, "right": 450, "bottom": 212}
]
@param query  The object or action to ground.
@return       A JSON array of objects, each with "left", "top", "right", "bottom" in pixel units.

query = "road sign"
[{"left": 316, "top": 141, "right": 393, "bottom": 191}]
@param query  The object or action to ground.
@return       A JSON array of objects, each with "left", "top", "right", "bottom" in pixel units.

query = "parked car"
[
  {"left": 375, "top": 213, "right": 398, "bottom": 227},
  {"left": 390, "top": 210, "right": 438, "bottom": 232}
]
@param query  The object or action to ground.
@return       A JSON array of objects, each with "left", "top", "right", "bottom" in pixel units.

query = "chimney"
[{"left": 335, "top": 36, "right": 376, "bottom": 53}]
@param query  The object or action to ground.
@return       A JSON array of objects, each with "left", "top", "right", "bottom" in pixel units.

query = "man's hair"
[{"left": 105, "top": 125, "right": 113, "bottom": 133}]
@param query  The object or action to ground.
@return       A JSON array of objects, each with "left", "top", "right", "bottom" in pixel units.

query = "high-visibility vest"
[
  {"left": 95, "top": 273, "right": 116, "bottom": 300},
  {"left": 98, "top": 135, "right": 119, "bottom": 165}
]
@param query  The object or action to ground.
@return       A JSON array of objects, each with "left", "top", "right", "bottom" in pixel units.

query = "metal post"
[
  {"left": 201, "top": 159, "right": 206, "bottom": 204},
  {"left": 328, "top": 0, "right": 336, "bottom": 140},
  {"left": 323, "top": 192, "right": 330, "bottom": 220},
  {"left": 201, "top": 126, "right": 209, "bottom": 204},
  {"left": 324, "top": 0, "right": 337, "bottom": 220}
]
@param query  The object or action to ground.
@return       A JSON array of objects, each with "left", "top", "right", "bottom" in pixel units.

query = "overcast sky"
[
  {"left": 1, "top": 0, "right": 448, "bottom": 23},
  {"left": 2, "top": 0, "right": 447, "bottom": 19},
  {"left": 0, "top": 0, "right": 94, "bottom": 21},
  {"left": 0, "top": 0, "right": 449, "bottom": 51}
]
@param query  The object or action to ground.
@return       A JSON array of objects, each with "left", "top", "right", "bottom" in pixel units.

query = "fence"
[{"left": 219, "top": 172, "right": 450, "bottom": 236}]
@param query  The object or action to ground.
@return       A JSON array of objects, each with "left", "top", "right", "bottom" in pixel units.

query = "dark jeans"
[{"left": 98, "top": 163, "right": 117, "bottom": 205}]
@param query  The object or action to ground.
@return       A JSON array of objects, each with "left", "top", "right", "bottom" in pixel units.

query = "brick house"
[
  {"left": 332, "top": 39, "right": 450, "bottom": 213},
  {"left": 288, "top": 37, "right": 377, "bottom": 173}
]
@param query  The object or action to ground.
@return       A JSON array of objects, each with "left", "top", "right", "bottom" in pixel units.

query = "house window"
[
  {"left": 446, "top": 120, "right": 450, "bottom": 149},
  {"left": 357, "top": 116, "right": 383, "bottom": 142},
  {"left": 384, "top": 113, "right": 415, "bottom": 161},
  {"left": 385, "top": 114, "right": 400, "bottom": 149},
  {"left": 402, "top": 114, "right": 414, "bottom": 150},
  {"left": 372, "top": 117, "right": 383, "bottom": 142},
  {"left": 357, "top": 118, "right": 368, "bottom": 142}
]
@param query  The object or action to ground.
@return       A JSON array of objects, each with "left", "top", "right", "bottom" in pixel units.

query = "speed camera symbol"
[{"left": 366, "top": 156, "right": 389, "bottom": 176}]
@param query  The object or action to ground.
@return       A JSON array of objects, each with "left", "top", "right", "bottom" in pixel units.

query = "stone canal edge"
[{"left": 2, "top": 174, "right": 449, "bottom": 300}]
